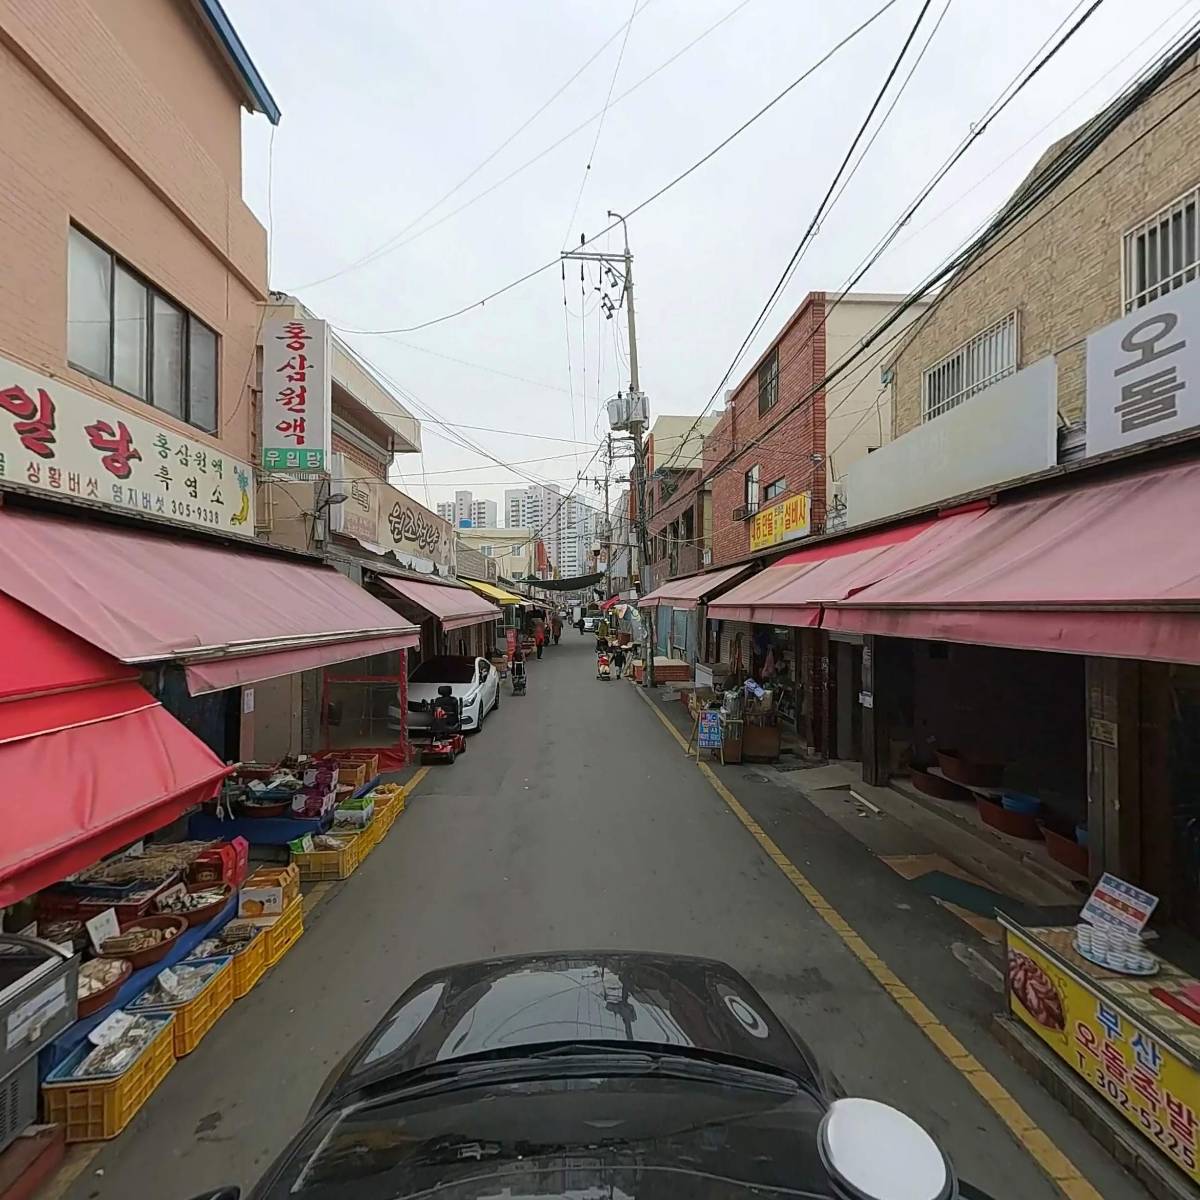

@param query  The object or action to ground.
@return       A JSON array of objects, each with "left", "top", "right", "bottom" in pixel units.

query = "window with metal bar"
[
  {"left": 1124, "top": 184, "right": 1200, "bottom": 311},
  {"left": 757, "top": 349, "right": 779, "bottom": 417},
  {"left": 920, "top": 311, "right": 1018, "bottom": 422}
]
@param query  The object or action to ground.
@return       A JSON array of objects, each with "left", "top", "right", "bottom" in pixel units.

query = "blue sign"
[{"left": 698, "top": 710, "right": 722, "bottom": 749}]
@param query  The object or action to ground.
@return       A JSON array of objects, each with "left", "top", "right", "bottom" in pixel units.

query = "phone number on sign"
[
  {"left": 169, "top": 500, "right": 224, "bottom": 526},
  {"left": 1086, "top": 1064, "right": 1196, "bottom": 1170}
]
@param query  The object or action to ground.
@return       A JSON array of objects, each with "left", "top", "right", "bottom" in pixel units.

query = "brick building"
[
  {"left": 705, "top": 292, "right": 923, "bottom": 565},
  {"left": 644, "top": 414, "right": 719, "bottom": 590},
  {"left": 887, "top": 50, "right": 1200, "bottom": 439}
]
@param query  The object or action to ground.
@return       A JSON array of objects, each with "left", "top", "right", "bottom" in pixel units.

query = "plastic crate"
[
  {"left": 292, "top": 835, "right": 360, "bottom": 882},
  {"left": 358, "top": 817, "right": 382, "bottom": 856},
  {"left": 230, "top": 930, "right": 268, "bottom": 999},
  {"left": 42, "top": 1014, "right": 175, "bottom": 1142},
  {"left": 264, "top": 897, "right": 303, "bottom": 967},
  {"left": 131, "top": 958, "right": 233, "bottom": 1057}
]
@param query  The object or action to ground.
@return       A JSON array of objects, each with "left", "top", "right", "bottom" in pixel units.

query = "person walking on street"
[
  {"left": 577, "top": 616, "right": 586, "bottom": 635},
  {"left": 551, "top": 615, "right": 562, "bottom": 645},
  {"left": 611, "top": 644, "right": 627, "bottom": 679},
  {"left": 534, "top": 623, "right": 545, "bottom": 659}
]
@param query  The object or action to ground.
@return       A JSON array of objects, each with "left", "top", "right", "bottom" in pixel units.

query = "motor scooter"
[
  {"left": 511, "top": 659, "right": 527, "bottom": 696},
  {"left": 416, "top": 685, "right": 467, "bottom": 764},
  {"left": 596, "top": 650, "right": 612, "bottom": 681}
]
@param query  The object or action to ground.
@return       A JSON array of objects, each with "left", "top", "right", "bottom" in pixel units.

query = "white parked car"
[{"left": 400, "top": 655, "right": 500, "bottom": 733}]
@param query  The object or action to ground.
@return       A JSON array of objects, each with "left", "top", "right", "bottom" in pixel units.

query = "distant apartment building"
[
  {"left": 505, "top": 482, "right": 563, "bottom": 571},
  {"left": 457, "top": 526, "right": 535, "bottom": 581},
  {"left": 436, "top": 490, "right": 495, "bottom": 528}
]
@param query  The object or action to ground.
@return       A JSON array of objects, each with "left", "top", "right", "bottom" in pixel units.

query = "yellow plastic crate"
[
  {"left": 264, "top": 896, "right": 303, "bottom": 966},
  {"left": 133, "top": 957, "right": 234, "bottom": 1056},
  {"left": 361, "top": 816, "right": 383, "bottom": 854},
  {"left": 42, "top": 1013, "right": 176, "bottom": 1142},
  {"left": 292, "top": 834, "right": 361, "bottom": 882},
  {"left": 230, "top": 929, "right": 268, "bottom": 999}
]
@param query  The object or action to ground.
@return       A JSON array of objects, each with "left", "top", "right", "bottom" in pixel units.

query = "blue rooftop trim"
[{"left": 192, "top": 0, "right": 281, "bottom": 125}]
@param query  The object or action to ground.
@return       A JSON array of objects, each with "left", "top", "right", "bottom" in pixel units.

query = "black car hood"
[{"left": 328, "top": 951, "right": 823, "bottom": 1104}]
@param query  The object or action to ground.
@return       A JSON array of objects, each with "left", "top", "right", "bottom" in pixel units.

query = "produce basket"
[
  {"left": 76, "top": 959, "right": 131, "bottom": 1020},
  {"left": 263, "top": 898, "right": 303, "bottom": 967},
  {"left": 129, "top": 958, "right": 233, "bottom": 1056},
  {"left": 96, "top": 916, "right": 187, "bottom": 970},
  {"left": 293, "top": 835, "right": 361, "bottom": 883},
  {"left": 156, "top": 884, "right": 231, "bottom": 928},
  {"left": 230, "top": 930, "right": 268, "bottom": 999},
  {"left": 42, "top": 1013, "right": 175, "bottom": 1142}
]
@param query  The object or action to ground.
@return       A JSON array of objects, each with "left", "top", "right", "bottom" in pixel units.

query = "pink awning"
[
  {"left": 824, "top": 461, "right": 1200, "bottom": 663},
  {"left": 0, "top": 598, "right": 231, "bottom": 905},
  {"left": 707, "top": 516, "right": 977, "bottom": 626},
  {"left": 377, "top": 575, "right": 501, "bottom": 631},
  {"left": 639, "top": 564, "right": 749, "bottom": 610},
  {"left": 0, "top": 508, "right": 419, "bottom": 694}
]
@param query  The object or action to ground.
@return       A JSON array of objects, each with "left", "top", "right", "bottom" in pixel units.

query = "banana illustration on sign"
[{"left": 231, "top": 466, "right": 251, "bottom": 526}]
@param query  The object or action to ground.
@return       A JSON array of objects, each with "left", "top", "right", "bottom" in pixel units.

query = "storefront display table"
[{"left": 1002, "top": 916, "right": 1200, "bottom": 1184}]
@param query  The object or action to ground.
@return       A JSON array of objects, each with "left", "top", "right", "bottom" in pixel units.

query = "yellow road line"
[
  {"left": 635, "top": 685, "right": 1100, "bottom": 1200},
  {"left": 401, "top": 765, "right": 430, "bottom": 798}
]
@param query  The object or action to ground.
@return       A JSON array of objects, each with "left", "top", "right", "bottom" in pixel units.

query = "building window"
[
  {"left": 1124, "top": 185, "right": 1200, "bottom": 311},
  {"left": 478, "top": 545, "right": 494, "bottom": 557},
  {"left": 67, "top": 226, "right": 219, "bottom": 433},
  {"left": 764, "top": 476, "right": 787, "bottom": 501},
  {"left": 758, "top": 348, "right": 779, "bottom": 417},
  {"left": 744, "top": 464, "right": 760, "bottom": 514},
  {"left": 921, "top": 311, "right": 1018, "bottom": 422}
]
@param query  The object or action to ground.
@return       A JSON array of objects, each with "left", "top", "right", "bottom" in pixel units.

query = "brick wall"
[
  {"left": 708, "top": 293, "right": 828, "bottom": 565},
  {"left": 0, "top": 0, "right": 267, "bottom": 462},
  {"left": 332, "top": 432, "right": 388, "bottom": 479},
  {"left": 890, "top": 58, "right": 1200, "bottom": 434}
]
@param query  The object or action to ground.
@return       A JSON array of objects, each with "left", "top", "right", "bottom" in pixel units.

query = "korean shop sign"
[
  {"left": 1086, "top": 282, "right": 1200, "bottom": 457},
  {"left": 379, "top": 484, "right": 455, "bottom": 575},
  {"left": 0, "top": 353, "right": 254, "bottom": 536},
  {"left": 749, "top": 491, "right": 810, "bottom": 552},
  {"left": 260, "top": 317, "right": 332, "bottom": 472},
  {"left": 1004, "top": 922, "right": 1200, "bottom": 1182}
]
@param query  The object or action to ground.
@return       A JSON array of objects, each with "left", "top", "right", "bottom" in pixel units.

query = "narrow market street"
[{"left": 59, "top": 635, "right": 1139, "bottom": 1200}]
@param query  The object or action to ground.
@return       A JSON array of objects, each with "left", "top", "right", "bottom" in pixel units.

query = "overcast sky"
[{"left": 230, "top": 0, "right": 1196, "bottom": 518}]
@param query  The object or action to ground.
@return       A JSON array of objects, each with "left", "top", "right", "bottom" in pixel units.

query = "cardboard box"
[{"left": 238, "top": 864, "right": 299, "bottom": 918}]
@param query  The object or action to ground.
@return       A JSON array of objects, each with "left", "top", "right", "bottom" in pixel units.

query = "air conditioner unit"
[{"left": 731, "top": 503, "right": 758, "bottom": 522}]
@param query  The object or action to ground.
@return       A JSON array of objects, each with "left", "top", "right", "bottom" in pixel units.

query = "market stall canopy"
[
  {"left": 823, "top": 460, "right": 1200, "bottom": 663},
  {"left": 459, "top": 578, "right": 526, "bottom": 605},
  {"left": 599, "top": 595, "right": 621, "bottom": 612},
  {"left": 638, "top": 564, "right": 749, "bottom": 610},
  {"left": 0, "top": 593, "right": 230, "bottom": 906},
  {"left": 377, "top": 575, "right": 501, "bottom": 630},
  {"left": 0, "top": 508, "right": 420, "bottom": 695},
  {"left": 707, "top": 516, "right": 976, "bottom": 627}
]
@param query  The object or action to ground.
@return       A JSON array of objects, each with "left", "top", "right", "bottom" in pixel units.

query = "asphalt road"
[{"left": 66, "top": 634, "right": 1142, "bottom": 1200}]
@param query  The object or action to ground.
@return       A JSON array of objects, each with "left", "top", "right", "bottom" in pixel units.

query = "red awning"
[
  {"left": 0, "top": 598, "right": 230, "bottom": 906},
  {"left": 599, "top": 595, "right": 621, "bottom": 612},
  {"left": 824, "top": 461, "right": 1200, "bottom": 663},
  {"left": 0, "top": 509, "right": 419, "bottom": 694},
  {"left": 377, "top": 575, "right": 501, "bottom": 631},
  {"left": 639, "top": 564, "right": 749, "bottom": 610},
  {"left": 707, "top": 516, "right": 977, "bottom": 626}
]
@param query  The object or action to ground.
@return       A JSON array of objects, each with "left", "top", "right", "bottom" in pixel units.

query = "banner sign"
[
  {"left": 379, "top": 485, "right": 455, "bottom": 575},
  {"left": 1005, "top": 922, "right": 1199, "bottom": 1182},
  {"left": 328, "top": 452, "right": 379, "bottom": 544},
  {"left": 749, "top": 492, "right": 810, "bottom": 552},
  {"left": 1082, "top": 872, "right": 1158, "bottom": 934},
  {"left": 0, "top": 353, "right": 254, "bottom": 536},
  {"left": 261, "top": 317, "right": 332, "bottom": 472}
]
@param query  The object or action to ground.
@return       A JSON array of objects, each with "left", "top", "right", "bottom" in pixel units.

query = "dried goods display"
[
  {"left": 155, "top": 887, "right": 227, "bottom": 915},
  {"left": 99, "top": 924, "right": 179, "bottom": 956},
  {"left": 78, "top": 958, "right": 127, "bottom": 1000},
  {"left": 71, "top": 1017, "right": 160, "bottom": 1078},
  {"left": 132, "top": 961, "right": 222, "bottom": 1007}
]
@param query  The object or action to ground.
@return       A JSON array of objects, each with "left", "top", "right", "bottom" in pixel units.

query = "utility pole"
[
  {"left": 603, "top": 433, "right": 612, "bottom": 600},
  {"left": 563, "top": 211, "right": 652, "bottom": 688}
]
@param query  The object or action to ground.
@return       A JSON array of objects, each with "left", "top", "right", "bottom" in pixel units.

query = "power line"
[
  {"left": 290, "top": 0, "right": 660, "bottom": 292},
  {"left": 561, "top": 0, "right": 639, "bottom": 248},
  {"left": 335, "top": 0, "right": 903, "bottom": 336},
  {"left": 661, "top": 0, "right": 937, "bottom": 477},
  {"left": 296, "top": 0, "right": 751, "bottom": 293},
  {"left": 661, "top": 0, "right": 1117, "bottom": 486}
]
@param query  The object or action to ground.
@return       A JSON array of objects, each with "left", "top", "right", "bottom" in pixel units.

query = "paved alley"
[{"left": 64, "top": 636, "right": 1141, "bottom": 1200}]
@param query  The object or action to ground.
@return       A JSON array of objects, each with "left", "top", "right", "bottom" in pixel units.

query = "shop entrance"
[{"left": 832, "top": 636, "right": 863, "bottom": 762}]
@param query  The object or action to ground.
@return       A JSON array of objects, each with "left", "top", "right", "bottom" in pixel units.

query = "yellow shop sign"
[{"left": 749, "top": 492, "right": 811, "bottom": 552}]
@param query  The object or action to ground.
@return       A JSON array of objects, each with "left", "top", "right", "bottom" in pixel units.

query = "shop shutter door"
[{"left": 721, "top": 620, "right": 753, "bottom": 669}]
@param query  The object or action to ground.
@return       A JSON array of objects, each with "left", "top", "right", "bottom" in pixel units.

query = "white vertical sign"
[
  {"left": 260, "top": 318, "right": 332, "bottom": 471},
  {"left": 1086, "top": 282, "right": 1200, "bottom": 458}
]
